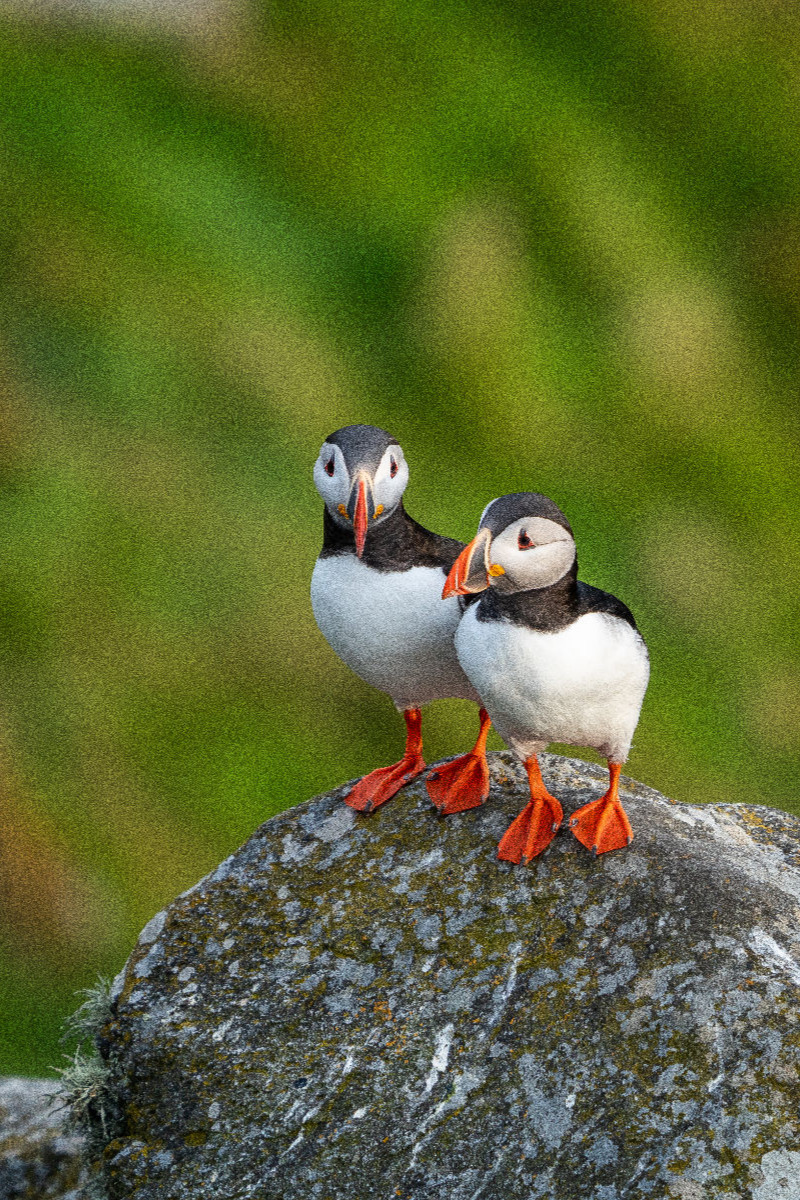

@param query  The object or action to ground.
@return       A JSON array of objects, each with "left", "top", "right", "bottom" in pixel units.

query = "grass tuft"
[{"left": 51, "top": 975, "right": 121, "bottom": 1199}]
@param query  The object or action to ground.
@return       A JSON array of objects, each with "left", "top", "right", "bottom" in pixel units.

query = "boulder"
[
  {"left": 0, "top": 1076, "right": 86, "bottom": 1199},
  {"left": 95, "top": 752, "right": 800, "bottom": 1199}
]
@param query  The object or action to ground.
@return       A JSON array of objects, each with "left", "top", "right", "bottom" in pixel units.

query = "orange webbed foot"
[
  {"left": 497, "top": 755, "right": 563, "bottom": 864},
  {"left": 344, "top": 707, "right": 425, "bottom": 814},
  {"left": 345, "top": 754, "right": 426, "bottom": 813},
  {"left": 569, "top": 762, "right": 633, "bottom": 855},
  {"left": 498, "top": 794, "right": 563, "bottom": 863},
  {"left": 569, "top": 796, "right": 633, "bottom": 855},
  {"left": 427, "top": 706, "right": 491, "bottom": 815},
  {"left": 427, "top": 752, "right": 490, "bottom": 814}
]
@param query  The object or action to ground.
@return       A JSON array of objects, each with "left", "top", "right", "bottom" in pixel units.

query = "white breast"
[
  {"left": 311, "top": 555, "right": 479, "bottom": 709},
  {"left": 455, "top": 608, "right": 649, "bottom": 762}
]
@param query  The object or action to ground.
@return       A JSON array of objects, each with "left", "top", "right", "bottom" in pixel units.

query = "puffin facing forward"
[
  {"left": 443, "top": 493, "right": 649, "bottom": 862},
  {"left": 311, "top": 424, "right": 491, "bottom": 814}
]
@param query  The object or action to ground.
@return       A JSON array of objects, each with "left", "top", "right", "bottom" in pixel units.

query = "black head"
[
  {"left": 479, "top": 492, "right": 573, "bottom": 538},
  {"left": 444, "top": 491, "right": 576, "bottom": 597},
  {"left": 324, "top": 425, "right": 400, "bottom": 477}
]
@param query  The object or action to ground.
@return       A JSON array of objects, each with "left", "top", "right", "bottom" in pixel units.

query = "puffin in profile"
[
  {"left": 311, "top": 424, "right": 491, "bottom": 814},
  {"left": 442, "top": 493, "right": 649, "bottom": 861}
]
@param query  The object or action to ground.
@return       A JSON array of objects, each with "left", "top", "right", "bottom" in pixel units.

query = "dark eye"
[
  {"left": 518, "top": 529, "right": 534, "bottom": 550},
  {"left": 325, "top": 458, "right": 335, "bottom": 477},
  {"left": 390, "top": 456, "right": 398, "bottom": 479}
]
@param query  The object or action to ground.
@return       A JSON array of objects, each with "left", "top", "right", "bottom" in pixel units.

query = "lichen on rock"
[{"left": 93, "top": 752, "right": 800, "bottom": 1199}]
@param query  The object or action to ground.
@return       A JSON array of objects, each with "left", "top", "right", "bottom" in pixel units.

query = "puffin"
[
  {"left": 442, "top": 493, "right": 649, "bottom": 862},
  {"left": 310, "top": 424, "right": 492, "bottom": 814}
]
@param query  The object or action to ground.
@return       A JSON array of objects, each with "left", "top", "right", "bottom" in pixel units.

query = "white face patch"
[
  {"left": 371, "top": 445, "right": 409, "bottom": 524},
  {"left": 489, "top": 517, "right": 576, "bottom": 593},
  {"left": 312, "top": 440, "right": 409, "bottom": 528},
  {"left": 313, "top": 442, "right": 351, "bottom": 516}
]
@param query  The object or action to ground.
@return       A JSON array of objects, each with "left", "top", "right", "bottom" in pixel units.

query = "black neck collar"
[
  {"left": 319, "top": 502, "right": 463, "bottom": 573},
  {"left": 476, "top": 562, "right": 581, "bottom": 631}
]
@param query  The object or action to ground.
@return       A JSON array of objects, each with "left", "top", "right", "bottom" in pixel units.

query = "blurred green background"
[{"left": 0, "top": 0, "right": 798, "bottom": 1075}]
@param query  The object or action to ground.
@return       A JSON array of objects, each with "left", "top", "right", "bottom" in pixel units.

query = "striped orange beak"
[
  {"left": 442, "top": 527, "right": 494, "bottom": 598},
  {"left": 353, "top": 478, "right": 368, "bottom": 557}
]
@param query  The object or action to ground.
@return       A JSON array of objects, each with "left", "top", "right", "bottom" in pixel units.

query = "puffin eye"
[
  {"left": 325, "top": 458, "right": 335, "bottom": 477},
  {"left": 518, "top": 529, "right": 534, "bottom": 550},
  {"left": 389, "top": 455, "right": 398, "bottom": 479}
]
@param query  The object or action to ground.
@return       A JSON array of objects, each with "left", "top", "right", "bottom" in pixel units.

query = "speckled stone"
[
  {"left": 97, "top": 752, "right": 800, "bottom": 1199},
  {"left": 0, "top": 1077, "right": 86, "bottom": 1199}
]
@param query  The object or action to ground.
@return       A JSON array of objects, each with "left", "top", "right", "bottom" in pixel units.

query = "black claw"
[{"left": 591, "top": 845, "right": 598, "bottom": 857}]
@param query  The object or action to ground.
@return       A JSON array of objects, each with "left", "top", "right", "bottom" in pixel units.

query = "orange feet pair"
[
  {"left": 426, "top": 708, "right": 491, "bottom": 815},
  {"left": 345, "top": 707, "right": 493, "bottom": 816},
  {"left": 498, "top": 758, "right": 633, "bottom": 863}
]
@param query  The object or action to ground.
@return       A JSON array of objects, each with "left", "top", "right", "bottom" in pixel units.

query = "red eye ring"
[
  {"left": 325, "top": 459, "right": 335, "bottom": 477},
  {"left": 518, "top": 530, "right": 534, "bottom": 550},
  {"left": 390, "top": 456, "right": 398, "bottom": 478}
]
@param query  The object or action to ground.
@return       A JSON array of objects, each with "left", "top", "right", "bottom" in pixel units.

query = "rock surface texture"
[
  {"left": 97, "top": 752, "right": 800, "bottom": 1199},
  {"left": 0, "top": 1076, "right": 86, "bottom": 1199}
]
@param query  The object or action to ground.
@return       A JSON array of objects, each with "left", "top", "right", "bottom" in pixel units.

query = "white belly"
[
  {"left": 455, "top": 608, "right": 649, "bottom": 762},
  {"left": 311, "top": 556, "right": 479, "bottom": 709}
]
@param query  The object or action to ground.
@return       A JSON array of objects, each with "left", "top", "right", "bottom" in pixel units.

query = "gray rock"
[
  {"left": 0, "top": 1076, "right": 87, "bottom": 1199},
  {"left": 95, "top": 752, "right": 800, "bottom": 1199}
]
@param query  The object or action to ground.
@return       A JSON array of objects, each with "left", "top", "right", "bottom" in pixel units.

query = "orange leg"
[
  {"left": 497, "top": 755, "right": 564, "bottom": 864},
  {"left": 569, "top": 762, "right": 633, "bottom": 856},
  {"left": 345, "top": 708, "right": 426, "bottom": 814},
  {"left": 426, "top": 707, "right": 491, "bottom": 815}
]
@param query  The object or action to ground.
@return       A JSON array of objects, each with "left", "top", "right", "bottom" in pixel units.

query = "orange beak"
[
  {"left": 442, "top": 527, "right": 494, "bottom": 598},
  {"left": 353, "top": 478, "right": 368, "bottom": 558}
]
